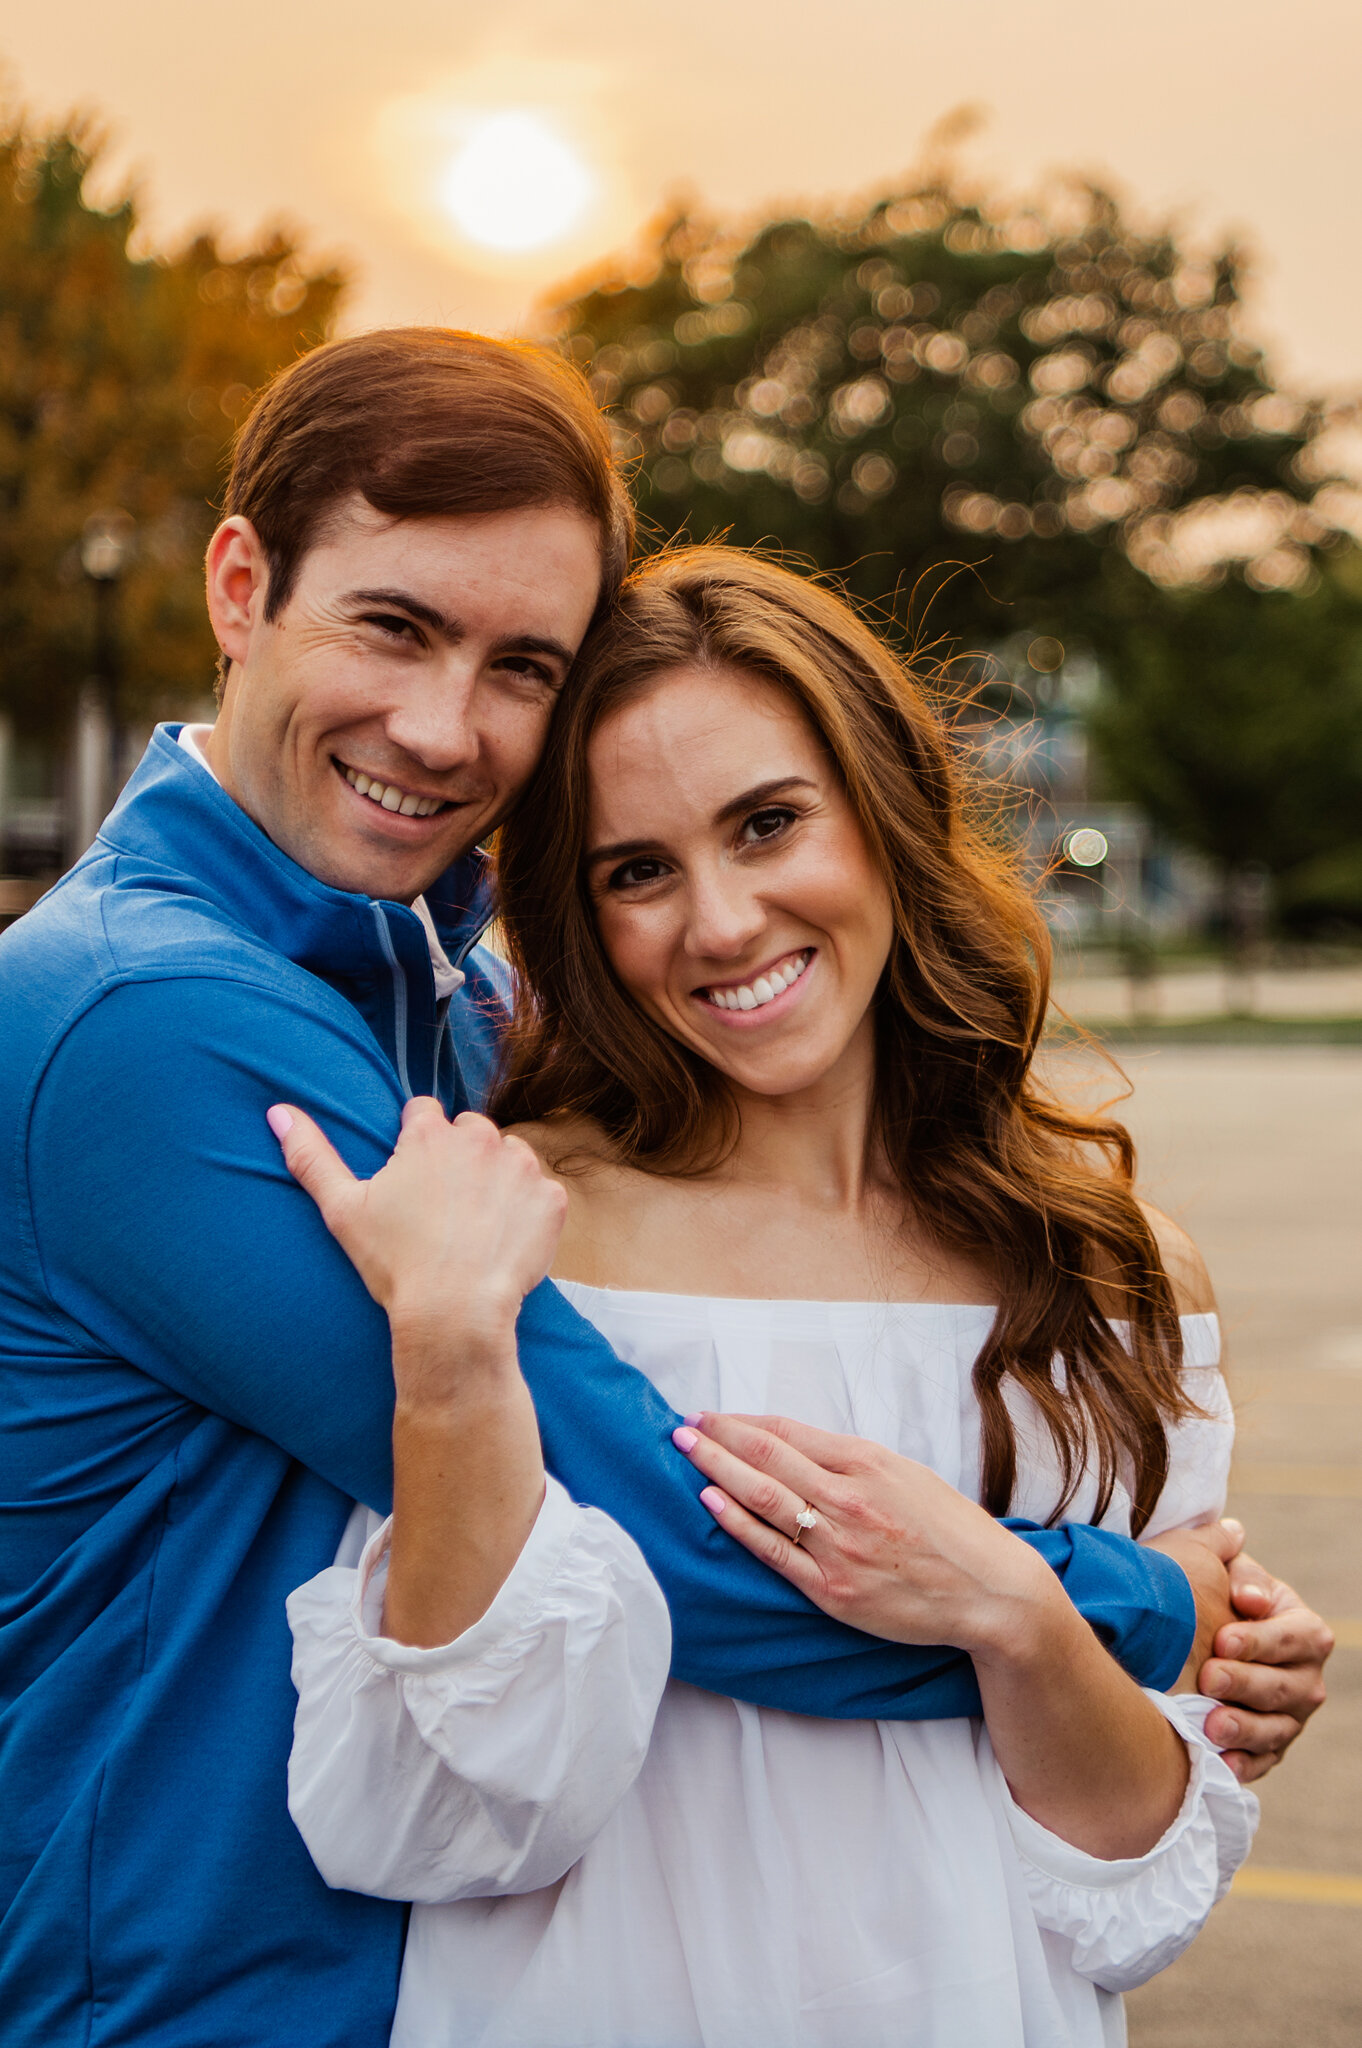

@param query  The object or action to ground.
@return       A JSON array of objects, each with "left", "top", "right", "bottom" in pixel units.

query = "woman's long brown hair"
[{"left": 492, "top": 547, "right": 1193, "bottom": 1532}]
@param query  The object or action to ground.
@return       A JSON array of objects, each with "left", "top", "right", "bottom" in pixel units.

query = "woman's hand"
[
  {"left": 674, "top": 1410, "right": 1192, "bottom": 1858},
  {"left": 671, "top": 1410, "right": 1055, "bottom": 1657},
  {"left": 268, "top": 1098, "right": 567, "bottom": 1373},
  {"left": 269, "top": 1098, "right": 567, "bottom": 1645}
]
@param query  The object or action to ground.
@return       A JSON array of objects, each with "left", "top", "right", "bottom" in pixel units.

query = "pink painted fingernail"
[
  {"left": 700, "top": 1487, "right": 728, "bottom": 1516},
  {"left": 682, "top": 1413, "right": 704, "bottom": 1427},
  {"left": 672, "top": 1427, "right": 699, "bottom": 1453},
  {"left": 266, "top": 1106, "right": 294, "bottom": 1139}
]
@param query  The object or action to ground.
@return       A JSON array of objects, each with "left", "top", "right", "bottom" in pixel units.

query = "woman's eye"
[
  {"left": 741, "top": 806, "right": 796, "bottom": 845},
  {"left": 608, "top": 857, "right": 670, "bottom": 890}
]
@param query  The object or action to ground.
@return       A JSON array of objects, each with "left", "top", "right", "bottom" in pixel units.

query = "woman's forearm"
[
  {"left": 383, "top": 1314, "right": 546, "bottom": 1647},
  {"left": 971, "top": 1561, "right": 1190, "bottom": 1859}
]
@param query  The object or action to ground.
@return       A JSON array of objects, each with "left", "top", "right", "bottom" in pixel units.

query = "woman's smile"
[{"left": 695, "top": 946, "right": 814, "bottom": 1019}]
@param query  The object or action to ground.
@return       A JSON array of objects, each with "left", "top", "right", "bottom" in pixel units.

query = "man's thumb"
[{"left": 266, "top": 1104, "right": 356, "bottom": 1230}]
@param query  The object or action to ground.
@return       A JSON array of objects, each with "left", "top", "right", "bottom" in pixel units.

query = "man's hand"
[
  {"left": 1148, "top": 1520, "right": 1333, "bottom": 1783},
  {"left": 1197, "top": 1531, "right": 1334, "bottom": 1783},
  {"left": 1145, "top": 1520, "right": 1240, "bottom": 1684}
]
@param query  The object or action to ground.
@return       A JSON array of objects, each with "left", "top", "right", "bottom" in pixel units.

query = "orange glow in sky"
[{"left": 6, "top": 0, "right": 1360, "bottom": 397}]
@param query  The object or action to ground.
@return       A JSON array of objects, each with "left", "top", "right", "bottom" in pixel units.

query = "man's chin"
[{"left": 308, "top": 828, "right": 477, "bottom": 906}]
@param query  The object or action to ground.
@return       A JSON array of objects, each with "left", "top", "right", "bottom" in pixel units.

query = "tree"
[
  {"left": 546, "top": 181, "right": 1362, "bottom": 928},
  {"left": 545, "top": 184, "right": 1332, "bottom": 649},
  {"left": 0, "top": 111, "right": 347, "bottom": 741},
  {"left": 1089, "top": 548, "right": 1362, "bottom": 926}
]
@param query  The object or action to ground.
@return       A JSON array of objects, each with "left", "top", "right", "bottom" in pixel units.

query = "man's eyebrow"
[
  {"left": 487, "top": 632, "right": 577, "bottom": 670},
  {"left": 346, "top": 591, "right": 574, "bottom": 670},
  {"left": 347, "top": 588, "right": 456, "bottom": 635},
  {"left": 585, "top": 776, "right": 818, "bottom": 869}
]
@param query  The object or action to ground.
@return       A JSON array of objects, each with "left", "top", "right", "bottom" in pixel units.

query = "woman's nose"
[{"left": 684, "top": 871, "right": 765, "bottom": 960}]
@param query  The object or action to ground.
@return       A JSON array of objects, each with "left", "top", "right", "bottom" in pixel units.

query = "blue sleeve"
[
  {"left": 519, "top": 1285, "right": 1194, "bottom": 1711},
  {"left": 30, "top": 977, "right": 1193, "bottom": 1716}
]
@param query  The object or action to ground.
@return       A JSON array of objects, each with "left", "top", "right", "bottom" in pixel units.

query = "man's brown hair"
[{"left": 218, "top": 327, "right": 633, "bottom": 683}]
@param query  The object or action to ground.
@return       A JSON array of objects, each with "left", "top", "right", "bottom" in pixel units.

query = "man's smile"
[{"left": 334, "top": 756, "right": 463, "bottom": 822}]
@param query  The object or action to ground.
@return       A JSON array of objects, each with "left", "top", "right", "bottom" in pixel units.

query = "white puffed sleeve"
[
  {"left": 998, "top": 1692, "right": 1257, "bottom": 1992},
  {"left": 286, "top": 1476, "right": 672, "bottom": 1904}
]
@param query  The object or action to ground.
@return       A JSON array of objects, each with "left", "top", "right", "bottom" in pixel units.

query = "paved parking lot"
[{"left": 1044, "top": 1047, "right": 1362, "bottom": 2047}]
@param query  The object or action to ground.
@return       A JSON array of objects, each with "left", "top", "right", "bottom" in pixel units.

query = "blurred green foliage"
[
  {"left": 548, "top": 185, "right": 1362, "bottom": 923},
  {"left": 0, "top": 111, "right": 347, "bottom": 740},
  {"left": 1092, "top": 552, "right": 1362, "bottom": 924}
]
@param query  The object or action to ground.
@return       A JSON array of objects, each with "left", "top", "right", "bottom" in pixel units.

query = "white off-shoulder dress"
[{"left": 287, "top": 1293, "right": 1256, "bottom": 2048}]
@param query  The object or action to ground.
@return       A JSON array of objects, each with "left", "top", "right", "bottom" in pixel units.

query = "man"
[{"left": 0, "top": 329, "right": 1330, "bottom": 2046}]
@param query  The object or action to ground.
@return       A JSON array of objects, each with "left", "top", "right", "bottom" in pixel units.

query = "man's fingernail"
[
  {"left": 682, "top": 1413, "right": 704, "bottom": 1427},
  {"left": 1205, "top": 1668, "right": 1231, "bottom": 1696},
  {"left": 1221, "top": 1632, "right": 1245, "bottom": 1660},
  {"left": 266, "top": 1106, "right": 294, "bottom": 1139},
  {"left": 1221, "top": 1518, "right": 1245, "bottom": 1537},
  {"left": 672, "top": 1427, "right": 699, "bottom": 1453},
  {"left": 1219, "top": 1715, "right": 1240, "bottom": 1743},
  {"left": 699, "top": 1486, "right": 727, "bottom": 1516},
  {"left": 1237, "top": 1586, "right": 1267, "bottom": 1607}
]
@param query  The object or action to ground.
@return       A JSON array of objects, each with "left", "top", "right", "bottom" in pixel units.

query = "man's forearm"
[{"left": 518, "top": 1281, "right": 1196, "bottom": 1721}]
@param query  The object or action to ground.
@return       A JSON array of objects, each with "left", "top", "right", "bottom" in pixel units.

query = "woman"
[{"left": 282, "top": 548, "right": 1254, "bottom": 2047}]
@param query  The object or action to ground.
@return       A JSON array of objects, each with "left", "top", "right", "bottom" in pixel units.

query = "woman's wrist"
[
  {"left": 388, "top": 1299, "right": 522, "bottom": 1416},
  {"left": 961, "top": 1543, "right": 1082, "bottom": 1672}
]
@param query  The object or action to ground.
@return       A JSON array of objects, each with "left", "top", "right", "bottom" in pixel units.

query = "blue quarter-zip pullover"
[{"left": 0, "top": 726, "right": 1194, "bottom": 2046}]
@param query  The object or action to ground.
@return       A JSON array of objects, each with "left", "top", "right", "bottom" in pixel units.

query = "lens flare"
[{"left": 439, "top": 113, "right": 595, "bottom": 252}]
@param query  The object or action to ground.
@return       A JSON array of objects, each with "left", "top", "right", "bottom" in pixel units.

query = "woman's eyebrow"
[
  {"left": 585, "top": 835, "right": 661, "bottom": 871},
  {"left": 586, "top": 777, "right": 819, "bottom": 870},
  {"left": 712, "top": 775, "right": 819, "bottom": 826}
]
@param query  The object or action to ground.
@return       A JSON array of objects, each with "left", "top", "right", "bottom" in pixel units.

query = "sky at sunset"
[{"left": 5, "top": 1, "right": 1358, "bottom": 399}]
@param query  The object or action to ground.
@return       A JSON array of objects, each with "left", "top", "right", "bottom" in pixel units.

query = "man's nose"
[{"left": 382, "top": 674, "right": 481, "bottom": 775}]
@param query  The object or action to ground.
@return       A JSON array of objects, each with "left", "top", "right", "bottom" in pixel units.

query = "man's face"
[{"left": 205, "top": 496, "right": 603, "bottom": 903}]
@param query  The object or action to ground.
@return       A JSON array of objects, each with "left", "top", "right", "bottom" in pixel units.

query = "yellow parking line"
[
  {"left": 1329, "top": 1619, "right": 1362, "bottom": 1649},
  {"left": 1232, "top": 1868, "right": 1362, "bottom": 1907},
  {"left": 1230, "top": 1466, "right": 1362, "bottom": 1498}
]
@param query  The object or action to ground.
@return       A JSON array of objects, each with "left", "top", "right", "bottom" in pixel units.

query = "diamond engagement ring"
[{"left": 791, "top": 1504, "right": 819, "bottom": 1545}]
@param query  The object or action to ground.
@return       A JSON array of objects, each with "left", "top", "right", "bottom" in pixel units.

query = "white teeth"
[
  {"left": 705, "top": 950, "right": 811, "bottom": 1014},
  {"left": 343, "top": 763, "right": 447, "bottom": 818}
]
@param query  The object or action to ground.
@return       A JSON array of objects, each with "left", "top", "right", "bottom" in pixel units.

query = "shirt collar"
[{"left": 177, "top": 723, "right": 465, "bottom": 997}]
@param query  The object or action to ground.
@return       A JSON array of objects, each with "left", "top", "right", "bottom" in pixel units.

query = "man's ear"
[{"left": 205, "top": 517, "right": 270, "bottom": 673}]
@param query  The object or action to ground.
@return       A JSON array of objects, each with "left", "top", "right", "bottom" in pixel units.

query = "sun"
[{"left": 438, "top": 113, "right": 596, "bottom": 254}]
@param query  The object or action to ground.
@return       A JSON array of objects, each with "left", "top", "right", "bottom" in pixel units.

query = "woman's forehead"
[{"left": 585, "top": 667, "right": 822, "bottom": 826}]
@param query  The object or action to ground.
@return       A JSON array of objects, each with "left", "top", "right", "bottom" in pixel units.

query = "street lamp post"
[{"left": 72, "top": 510, "right": 135, "bottom": 862}]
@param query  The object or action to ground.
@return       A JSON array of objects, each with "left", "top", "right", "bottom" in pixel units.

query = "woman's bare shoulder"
[
  {"left": 501, "top": 1114, "right": 617, "bottom": 1180},
  {"left": 1138, "top": 1201, "right": 1218, "bottom": 1316},
  {"left": 500, "top": 1116, "right": 647, "bottom": 1285}
]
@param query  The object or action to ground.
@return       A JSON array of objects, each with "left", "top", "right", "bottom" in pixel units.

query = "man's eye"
[
  {"left": 365, "top": 614, "right": 420, "bottom": 642},
  {"left": 608, "top": 857, "right": 669, "bottom": 890},
  {"left": 496, "top": 657, "right": 555, "bottom": 690},
  {"left": 742, "top": 806, "right": 796, "bottom": 844}
]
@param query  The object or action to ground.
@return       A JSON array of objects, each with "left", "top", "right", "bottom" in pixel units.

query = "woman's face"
[{"left": 584, "top": 662, "right": 896, "bottom": 1102}]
